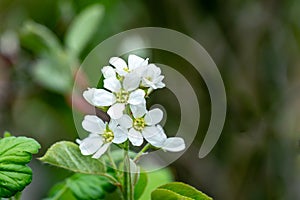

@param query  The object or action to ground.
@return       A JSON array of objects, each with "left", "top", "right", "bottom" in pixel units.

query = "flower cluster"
[{"left": 77, "top": 54, "right": 185, "bottom": 158}]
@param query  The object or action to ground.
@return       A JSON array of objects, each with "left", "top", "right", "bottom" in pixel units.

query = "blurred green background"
[{"left": 1, "top": 0, "right": 300, "bottom": 199}]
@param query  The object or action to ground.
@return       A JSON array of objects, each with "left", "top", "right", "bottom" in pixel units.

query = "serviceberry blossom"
[
  {"left": 78, "top": 54, "right": 185, "bottom": 160},
  {"left": 141, "top": 64, "right": 165, "bottom": 90},
  {"left": 83, "top": 79, "right": 146, "bottom": 119},
  {"left": 109, "top": 54, "right": 148, "bottom": 77},
  {"left": 77, "top": 115, "right": 127, "bottom": 158},
  {"left": 117, "top": 104, "right": 167, "bottom": 147},
  {"left": 83, "top": 55, "right": 152, "bottom": 119}
]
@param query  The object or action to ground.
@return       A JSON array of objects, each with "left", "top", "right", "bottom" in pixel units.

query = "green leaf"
[
  {"left": 67, "top": 174, "right": 116, "bottom": 199},
  {"left": 134, "top": 172, "right": 147, "bottom": 200},
  {"left": 40, "top": 141, "right": 106, "bottom": 175},
  {"left": 97, "top": 75, "right": 105, "bottom": 89},
  {"left": 65, "top": 4, "right": 105, "bottom": 56},
  {"left": 32, "top": 55, "right": 73, "bottom": 93},
  {"left": 44, "top": 182, "right": 75, "bottom": 200},
  {"left": 45, "top": 174, "right": 116, "bottom": 200},
  {"left": 0, "top": 135, "right": 41, "bottom": 198},
  {"left": 151, "top": 182, "right": 213, "bottom": 200},
  {"left": 20, "top": 21, "right": 62, "bottom": 54},
  {"left": 138, "top": 168, "right": 173, "bottom": 200}
]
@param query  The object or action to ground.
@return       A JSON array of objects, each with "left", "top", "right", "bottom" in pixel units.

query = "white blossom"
[
  {"left": 101, "top": 66, "right": 116, "bottom": 79},
  {"left": 141, "top": 64, "right": 165, "bottom": 89},
  {"left": 109, "top": 54, "right": 148, "bottom": 77},
  {"left": 83, "top": 76, "right": 146, "bottom": 119},
  {"left": 77, "top": 115, "right": 127, "bottom": 158},
  {"left": 117, "top": 105, "right": 165, "bottom": 147},
  {"left": 80, "top": 54, "right": 185, "bottom": 157}
]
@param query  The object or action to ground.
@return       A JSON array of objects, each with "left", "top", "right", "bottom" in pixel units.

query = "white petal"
[
  {"left": 107, "top": 103, "right": 125, "bottom": 119},
  {"left": 144, "top": 108, "right": 163, "bottom": 125},
  {"left": 92, "top": 143, "right": 110, "bottom": 158},
  {"left": 128, "top": 128, "right": 143, "bottom": 146},
  {"left": 117, "top": 114, "right": 133, "bottom": 129},
  {"left": 109, "top": 57, "right": 128, "bottom": 76},
  {"left": 128, "top": 89, "right": 145, "bottom": 105},
  {"left": 123, "top": 72, "right": 140, "bottom": 91},
  {"left": 93, "top": 89, "right": 116, "bottom": 106},
  {"left": 112, "top": 127, "right": 128, "bottom": 144},
  {"left": 101, "top": 66, "right": 116, "bottom": 78},
  {"left": 134, "top": 65, "right": 147, "bottom": 77},
  {"left": 154, "top": 75, "right": 164, "bottom": 83},
  {"left": 130, "top": 104, "right": 147, "bottom": 118},
  {"left": 108, "top": 119, "right": 118, "bottom": 130},
  {"left": 156, "top": 125, "right": 167, "bottom": 142},
  {"left": 143, "top": 78, "right": 157, "bottom": 89},
  {"left": 162, "top": 137, "right": 185, "bottom": 152},
  {"left": 82, "top": 115, "right": 105, "bottom": 133},
  {"left": 83, "top": 88, "right": 97, "bottom": 105},
  {"left": 142, "top": 126, "right": 166, "bottom": 147},
  {"left": 156, "top": 81, "right": 165, "bottom": 89},
  {"left": 109, "top": 57, "right": 127, "bottom": 69},
  {"left": 128, "top": 54, "right": 148, "bottom": 71},
  {"left": 76, "top": 139, "right": 82, "bottom": 144},
  {"left": 79, "top": 133, "right": 103, "bottom": 155},
  {"left": 104, "top": 77, "right": 121, "bottom": 92},
  {"left": 148, "top": 64, "right": 161, "bottom": 77}
]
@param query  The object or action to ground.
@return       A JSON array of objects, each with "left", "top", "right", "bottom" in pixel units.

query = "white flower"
[
  {"left": 101, "top": 66, "right": 116, "bottom": 79},
  {"left": 117, "top": 105, "right": 165, "bottom": 146},
  {"left": 77, "top": 115, "right": 127, "bottom": 158},
  {"left": 83, "top": 76, "right": 146, "bottom": 119},
  {"left": 141, "top": 64, "right": 165, "bottom": 90},
  {"left": 109, "top": 54, "right": 148, "bottom": 77}
]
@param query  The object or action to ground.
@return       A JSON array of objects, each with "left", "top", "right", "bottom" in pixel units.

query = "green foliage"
[
  {"left": 39, "top": 141, "right": 105, "bottom": 175},
  {"left": 134, "top": 172, "right": 147, "bottom": 200},
  {"left": 0, "top": 134, "right": 41, "bottom": 198},
  {"left": 65, "top": 4, "right": 105, "bottom": 56},
  {"left": 20, "top": 20, "right": 73, "bottom": 93},
  {"left": 138, "top": 168, "right": 173, "bottom": 200},
  {"left": 32, "top": 54, "right": 73, "bottom": 93},
  {"left": 20, "top": 21, "right": 62, "bottom": 55},
  {"left": 45, "top": 174, "right": 116, "bottom": 200},
  {"left": 151, "top": 182, "right": 212, "bottom": 200},
  {"left": 19, "top": 4, "right": 105, "bottom": 94}
]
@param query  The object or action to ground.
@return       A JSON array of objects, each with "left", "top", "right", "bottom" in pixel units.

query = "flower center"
[
  {"left": 146, "top": 76, "right": 152, "bottom": 81},
  {"left": 115, "top": 90, "right": 129, "bottom": 103},
  {"left": 123, "top": 67, "right": 130, "bottom": 72},
  {"left": 102, "top": 130, "right": 114, "bottom": 143},
  {"left": 133, "top": 117, "right": 145, "bottom": 131}
]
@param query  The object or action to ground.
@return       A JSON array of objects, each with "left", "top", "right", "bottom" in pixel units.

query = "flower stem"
[
  {"left": 107, "top": 147, "right": 122, "bottom": 183},
  {"left": 107, "top": 147, "right": 118, "bottom": 170},
  {"left": 133, "top": 143, "right": 151, "bottom": 162},
  {"left": 123, "top": 141, "right": 134, "bottom": 200}
]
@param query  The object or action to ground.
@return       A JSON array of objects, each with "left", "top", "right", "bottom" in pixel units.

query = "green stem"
[
  {"left": 133, "top": 143, "right": 151, "bottom": 162},
  {"left": 107, "top": 147, "right": 118, "bottom": 170},
  {"left": 123, "top": 141, "right": 134, "bottom": 200},
  {"left": 7, "top": 192, "right": 22, "bottom": 200},
  {"left": 101, "top": 173, "right": 121, "bottom": 187},
  {"left": 14, "top": 192, "right": 21, "bottom": 200},
  {"left": 107, "top": 147, "right": 122, "bottom": 183}
]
